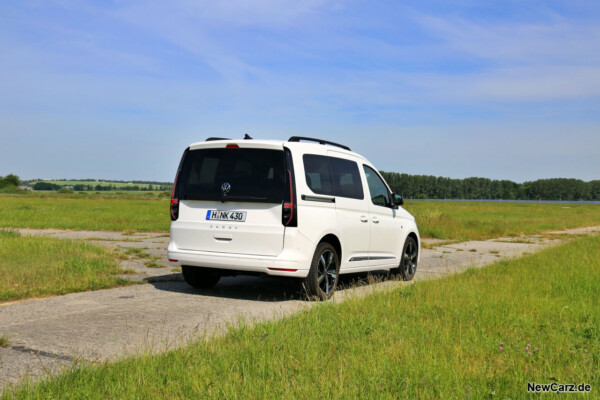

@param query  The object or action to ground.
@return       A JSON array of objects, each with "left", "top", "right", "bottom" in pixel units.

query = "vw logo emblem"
[{"left": 221, "top": 182, "right": 231, "bottom": 195}]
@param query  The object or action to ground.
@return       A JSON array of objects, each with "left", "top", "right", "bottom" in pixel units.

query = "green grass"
[
  {"left": 405, "top": 200, "right": 600, "bottom": 240},
  {"left": 122, "top": 248, "right": 151, "bottom": 259},
  {"left": 1, "top": 194, "right": 600, "bottom": 240},
  {"left": 0, "top": 334, "right": 8, "bottom": 347},
  {"left": 0, "top": 230, "right": 134, "bottom": 302},
  {"left": 4, "top": 234, "right": 599, "bottom": 399},
  {"left": 0, "top": 194, "right": 170, "bottom": 232},
  {"left": 144, "top": 261, "right": 161, "bottom": 268}
]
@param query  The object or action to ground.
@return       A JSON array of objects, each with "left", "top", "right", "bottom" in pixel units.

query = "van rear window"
[{"left": 178, "top": 148, "right": 285, "bottom": 203}]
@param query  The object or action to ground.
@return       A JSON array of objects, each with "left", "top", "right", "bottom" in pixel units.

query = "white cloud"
[
  {"left": 402, "top": 65, "right": 600, "bottom": 103},
  {"left": 416, "top": 14, "right": 600, "bottom": 65},
  {"left": 174, "top": 0, "right": 345, "bottom": 28}
]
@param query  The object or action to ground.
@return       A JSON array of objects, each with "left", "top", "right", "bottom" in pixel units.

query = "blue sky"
[{"left": 1, "top": 0, "right": 599, "bottom": 182}]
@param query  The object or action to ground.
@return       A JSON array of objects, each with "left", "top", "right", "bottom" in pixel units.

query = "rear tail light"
[
  {"left": 170, "top": 168, "right": 181, "bottom": 221},
  {"left": 170, "top": 198, "right": 179, "bottom": 221},
  {"left": 282, "top": 148, "right": 297, "bottom": 227},
  {"left": 282, "top": 170, "right": 294, "bottom": 226},
  {"left": 226, "top": 144, "right": 239, "bottom": 149},
  {"left": 170, "top": 148, "right": 188, "bottom": 221}
]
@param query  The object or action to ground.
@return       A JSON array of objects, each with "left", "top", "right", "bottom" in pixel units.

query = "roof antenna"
[{"left": 244, "top": 133, "right": 253, "bottom": 140}]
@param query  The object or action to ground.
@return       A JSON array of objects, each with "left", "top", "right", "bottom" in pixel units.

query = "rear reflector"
[
  {"left": 267, "top": 267, "right": 298, "bottom": 272},
  {"left": 226, "top": 144, "right": 239, "bottom": 149},
  {"left": 168, "top": 259, "right": 178, "bottom": 262}
]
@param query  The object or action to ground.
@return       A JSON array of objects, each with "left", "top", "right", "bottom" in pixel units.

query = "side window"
[
  {"left": 303, "top": 154, "right": 364, "bottom": 199},
  {"left": 329, "top": 157, "right": 363, "bottom": 200},
  {"left": 303, "top": 154, "right": 333, "bottom": 195},
  {"left": 363, "top": 165, "right": 391, "bottom": 207}
]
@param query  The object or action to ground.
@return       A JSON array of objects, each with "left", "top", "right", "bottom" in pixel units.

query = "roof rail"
[
  {"left": 206, "top": 137, "right": 231, "bottom": 141},
  {"left": 288, "top": 136, "right": 351, "bottom": 151}
]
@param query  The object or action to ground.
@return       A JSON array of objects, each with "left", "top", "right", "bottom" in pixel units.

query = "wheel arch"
[
  {"left": 318, "top": 233, "right": 342, "bottom": 261},
  {"left": 407, "top": 231, "right": 419, "bottom": 246},
  {"left": 406, "top": 231, "right": 420, "bottom": 262}
]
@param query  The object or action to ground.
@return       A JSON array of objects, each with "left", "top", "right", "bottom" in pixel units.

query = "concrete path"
[{"left": 1, "top": 226, "right": 599, "bottom": 391}]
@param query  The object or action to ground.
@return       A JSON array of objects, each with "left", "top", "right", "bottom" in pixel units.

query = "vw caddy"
[{"left": 168, "top": 136, "right": 420, "bottom": 299}]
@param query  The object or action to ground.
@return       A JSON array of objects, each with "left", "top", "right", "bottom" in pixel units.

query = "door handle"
[
  {"left": 372, "top": 217, "right": 380, "bottom": 224},
  {"left": 360, "top": 216, "right": 368, "bottom": 223}
]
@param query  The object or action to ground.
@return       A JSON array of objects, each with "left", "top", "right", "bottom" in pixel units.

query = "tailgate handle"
[{"left": 213, "top": 234, "right": 233, "bottom": 242}]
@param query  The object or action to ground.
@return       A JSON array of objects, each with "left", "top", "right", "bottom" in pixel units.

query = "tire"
[
  {"left": 182, "top": 266, "right": 221, "bottom": 289},
  {"left": 398, "top": 236, "right": 418, "bottom": 281},
  {"left": 303, "top": 242, "right": 340, "bottom": 300}
]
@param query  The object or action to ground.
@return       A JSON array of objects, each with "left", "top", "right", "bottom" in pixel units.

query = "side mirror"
[{"left": 393, "top": 193, "right": 404, "bottom": 207}]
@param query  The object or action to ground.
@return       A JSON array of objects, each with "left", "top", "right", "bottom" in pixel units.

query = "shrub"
[
  {"left": 0, "top": 174, "right": 20, "bottom": 189},
  {"left": 0, "top": 184, "right": 19, "bottom": 194}
]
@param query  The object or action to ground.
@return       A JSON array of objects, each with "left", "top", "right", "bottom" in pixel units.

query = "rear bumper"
[{"left": 167, "top": 228, "right": 313, "bottom": 278}]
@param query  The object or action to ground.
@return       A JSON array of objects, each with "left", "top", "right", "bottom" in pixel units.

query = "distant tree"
[
  {"left": 590, "top": 180, "right": 600, "bottom": 200},
  {"left": 1, "top": 174, "right": 20, "bottom": 187},
  {"left": 33, "top": 182, "right": 60, "bottom": 191}
]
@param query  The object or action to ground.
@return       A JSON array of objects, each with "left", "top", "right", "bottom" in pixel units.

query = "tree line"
[
  {"left": 3, "top": 173, "right": 599, "bottom": 200},
  {"left": 28, "top": 178, "right": 172, "bottom": 186},
  {"left": 31, "top": 182, "right": 172, "bottom": 191},
  {"left": 379, "top": 172, "right": 600, "bottom": 201}
]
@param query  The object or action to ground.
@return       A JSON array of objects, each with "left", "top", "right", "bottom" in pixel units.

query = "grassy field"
[
  {"left": 405, "top": 200, "right": 600, "bottom": 241},
  {"left": 4, "top": 234, "right": 598, "bottom": 399},
  {"left": 0, "top": 230, "right": 133, "bottom": 302},
  {"left": 0, "top": 194, "right": 170, "bottom": 232},
  {"left": 2, "top": 194, "right": 600, "bottom": 240}
]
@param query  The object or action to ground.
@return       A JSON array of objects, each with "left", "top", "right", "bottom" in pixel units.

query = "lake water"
[{"left": 408, "top": 199, "right": 600, "bottom": 205}]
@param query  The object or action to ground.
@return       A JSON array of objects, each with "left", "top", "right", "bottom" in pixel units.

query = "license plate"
[{"left": 206, "top": 210, "right": 247, "bottom": 222}]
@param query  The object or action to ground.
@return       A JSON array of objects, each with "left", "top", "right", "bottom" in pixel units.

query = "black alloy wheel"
[
  {"left": 400, "top": 236, "right": 418, "bottom": 281},
  {"left": 304, "top": 242, "right": 340, "bottom": 300}
]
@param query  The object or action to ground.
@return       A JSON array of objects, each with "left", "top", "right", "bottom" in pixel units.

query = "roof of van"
[{"left": 188, "top": 139, "right": 368, "bottom": 161}]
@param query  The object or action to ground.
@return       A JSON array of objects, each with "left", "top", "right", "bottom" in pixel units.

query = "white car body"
[{"left": 168, "top": 137, "right": 420, "bottom": 294}]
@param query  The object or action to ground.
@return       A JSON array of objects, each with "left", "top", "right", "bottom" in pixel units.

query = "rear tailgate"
[
  {"left": 173, "top": 201, "right": 284, "bottom": 256},
  {"left": 171, "top": 142, "right": 286, "bottom": 257}
]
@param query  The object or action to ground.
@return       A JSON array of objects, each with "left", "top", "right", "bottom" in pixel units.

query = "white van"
[{"left": 168, "top": 136, "right": 420, "bottom": 299}]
